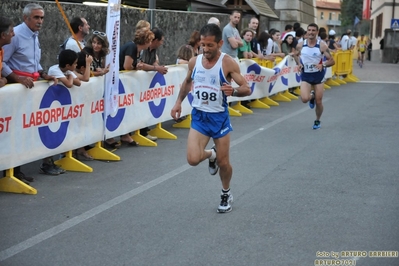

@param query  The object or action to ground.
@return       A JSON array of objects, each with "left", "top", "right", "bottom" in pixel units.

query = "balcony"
[{"left": 326, "top": 20, "right": 341, "bottom": 26}]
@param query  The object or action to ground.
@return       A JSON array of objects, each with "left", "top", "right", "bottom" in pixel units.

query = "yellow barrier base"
[
  {"left": 343, "top": 75, "right": 358, "bottom": 83},
  {"left": 325, "top": 78, "right": 341, "bottom": 86},
  {"left": 293, "top": 87, "right": 301, "bottom": 95},
  {"left": 270, "top": 92, "right": 291, "bottom": 102},
  {"left": 172, "top": 115, "right": 191, "bottom": 129},
  {"left": 282, "top": 90, "right": 298, "bottom": 99},
  {"left": 324, "top": 83, "right": 331, "bottom": 89},
  {"left": 88, "top": 141, "right": 120, "bottom": 161},
  {"left": 259, "top": 97, "right": 279, "bottom": 106},
  {"left": 228, "top": 106, "right": 242, "bottom": 116},
  {"left": 0, "top": 168, "right": 37, "bottom": 195},
  {"left": 55, "top": 150, "right": 93, "bottom": 172},
  {"left": 132, "top": 130, "right": 157, "bottom": 147},
  {"left": 148, "top": 123, "right": 177, "bottom": 140},
  {"left": 348, "top": 74, "right": 360, "bottom": 82},
  {"left": 335, "top": 77, "right": 347, "bottom": 85},
  {"left": 248, "top": 99, "right": 270, "bottom": 109},
  {"left": 231, "top": 102, "right": 253, "bottom": 114}
]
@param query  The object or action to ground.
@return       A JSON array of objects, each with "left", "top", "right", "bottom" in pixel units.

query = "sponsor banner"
[{"left": 0, "top": 59, "right": 304, "bottom": 170}]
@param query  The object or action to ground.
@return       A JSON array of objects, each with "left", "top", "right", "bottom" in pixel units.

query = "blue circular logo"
[
  {"left": 148, "top": 72, "right": 167, "bottom": 118},
  {"left": 247, "top": 63, "right": 261, "bottom": 94},
  {"left": 38, "top": 84, "right": 71, "bottom": 149},
  {"left": 104, "top": 79, "right": 126, "bottom": 132}
]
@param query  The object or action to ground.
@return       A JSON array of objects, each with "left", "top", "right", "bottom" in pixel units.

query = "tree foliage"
[{"left": 340, "top": 0, "right": 363, "bottom": 31}]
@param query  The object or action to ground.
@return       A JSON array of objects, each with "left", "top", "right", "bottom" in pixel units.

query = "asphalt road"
[{"left": 1, "top": 68, "right": 399, "bottom": 265}]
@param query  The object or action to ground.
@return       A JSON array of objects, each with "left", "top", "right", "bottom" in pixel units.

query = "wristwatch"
[{"left": 233, "top": 89, "right": 238, "bottom": 97}]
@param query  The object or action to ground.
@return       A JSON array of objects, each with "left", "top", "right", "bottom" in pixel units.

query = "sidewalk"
[{"left": 351, "top": 59, "right": 399, "bottom": 82}]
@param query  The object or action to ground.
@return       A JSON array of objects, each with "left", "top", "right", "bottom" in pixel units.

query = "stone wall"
[{"left": 1, "top": 0, "right": 230, "bottom": 70}]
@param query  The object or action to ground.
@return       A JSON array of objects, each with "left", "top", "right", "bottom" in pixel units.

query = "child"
[
  {"left": 75, "top": 51, "right": 93, "bottom": 81},
  {"left": 176, "top": 44, "right": 194, "bottom": 64},
  {"left": 48, "top": 49, "right": 81, "bottom": 88},
  {"left": 238, "top": 29, "right": 255, "bottom": 59}
]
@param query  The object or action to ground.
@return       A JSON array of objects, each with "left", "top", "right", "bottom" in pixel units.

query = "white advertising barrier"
[
  {"left": 229, "top": 56, "right": 301, "bottom": 102},
  {"left": 0, "top": 65, "right": 190, "bottom": 171}
]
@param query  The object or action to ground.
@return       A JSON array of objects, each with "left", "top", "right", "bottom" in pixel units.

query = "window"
[
  {"left": 329, "top": 13, "right": 332, "bottom": 20},
  {"left": 376, "top": 13, "right": 383, "bottom": 38},
  {"left": 320, "top": 12, "right": 324, "bottom": 20}
]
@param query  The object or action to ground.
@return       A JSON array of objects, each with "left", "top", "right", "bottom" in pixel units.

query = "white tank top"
[
  {"left": 300, "top": 40, "right": 323, "bottom": 73},
  {"left": 191, "top": 53, "right": 229, "bottom": 113}
]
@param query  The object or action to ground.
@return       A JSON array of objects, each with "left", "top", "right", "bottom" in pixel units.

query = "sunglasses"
[{"left": 93, "top": 31, "right": 106, "bottom": 37}]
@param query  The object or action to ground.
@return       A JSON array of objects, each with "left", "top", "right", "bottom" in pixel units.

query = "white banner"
[{"left": 104, "top": 0, "right": 121, "bottom": 135}]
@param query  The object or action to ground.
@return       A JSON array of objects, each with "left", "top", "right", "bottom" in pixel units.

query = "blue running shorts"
[
  {"left": 191, "top": 108, "right": 233, "bottom": 139},
  {"left": 301, "top": 69, "right": 326, "bottom": 85}
]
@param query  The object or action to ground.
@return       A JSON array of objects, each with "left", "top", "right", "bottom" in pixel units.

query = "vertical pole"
[{"left": 149, "top": 0, "right": 156, "bottom": 27}]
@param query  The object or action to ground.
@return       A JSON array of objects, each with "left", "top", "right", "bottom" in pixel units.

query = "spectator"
[
  {"left": 176, "top": 44, "right": 194, "bottom": 64},
  {"left": 0, "top": 16, "right": 14, "bottom": 88},
  {"left": 207, "top": 17, "right": 220, "bottom": 27},
  {"left": 188, "top": 30, "right": 201, "bottom": 56},
  {"left": 82, "top": 31, "right": 110, "bottom": 76},
  {"left": 74, "top": 51, "right": 93, "bottom": 81},
  {"left": 340, "top": 30, "right": 352, "bottom": 51},
  {"left": 281, "top": 24, "right": 293, "bottom": 40},
  {"left": 221, "top": 10, "right": 243, "bottom": 62},
  {"left": 48, "top": 49, "right": 80, "bottom": 88},
  {"left": 268, "top": 29, "right": 285, "bottom": 58},
  {"left": 328, "top": 29, "right": 340, "bottom": 51},
  {"left": 136, "top": 20, "right": 150, "bottom": 31},
  {"left": 2, "top": 3, "right": 63, "bottom": 177},
  {"left": 281, "top": 34, "right": 295, "bottom": 55},
  {"left": 296, "top": 27, "right": 305, "bottom": 44},
  {"left": 65, "top": 17, "right": 90, "bottom": 53},
  {"left": 318, "top": 27, "right": 327, "bottom": 40},
  {"left": 350, "top": 31, "right": 359, "bottom": 50},
  {"left": 293, "top": 22, "right": 301, "bottom": 32},
  {"left": 379, "top": 36, "right": 384, "bottom": 62},
  {"left": 119, "top": 28, "right": 154, "bottom": 146},
  {"left": 247, "top": 17, "right": 260, "bottom": 56},
  {"left": 257, "top": 31, "right": 275, "bottom": 61},
  {"left": 137, "top": 27, "right": 168, "bottom": 141},
  {"left": 238, "top": 29, "right": 255, "bottom": 59},
  {"left": 367, "top": 38, "right": 372, "bottom": 61}
]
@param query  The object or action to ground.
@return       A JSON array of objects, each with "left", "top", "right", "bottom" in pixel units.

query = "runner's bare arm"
[
  {"left": 292, "top": 42, "right": 303, "bottom": 69},
  {"left": 222, "top": 56, "right": 250, "bottom": 97}
]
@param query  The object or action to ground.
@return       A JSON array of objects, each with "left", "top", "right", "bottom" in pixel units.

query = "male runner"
[
  {"left": 171, "top": 24, "right": 250, "bottom": 213},
  {"left": 293, "top": 23, "right": 335, "bottom": 129}
]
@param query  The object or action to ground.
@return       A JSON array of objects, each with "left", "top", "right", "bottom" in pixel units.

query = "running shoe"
[
  {"left": 309, "top": 91, "right": 315, "bottom": 109},
  {"left": 313, "top": 120, "right": 321, "bottom": 130},
  {"left": 217, "top": 193, "right": 233, "bottom": 213},
  {"left": 208, "top": 145, "right": 219, "bottom": 175}
]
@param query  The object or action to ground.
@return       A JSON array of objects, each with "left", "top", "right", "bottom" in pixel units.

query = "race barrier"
[{"left": 0, "top": 52, "right": 356, "bottom": 194}]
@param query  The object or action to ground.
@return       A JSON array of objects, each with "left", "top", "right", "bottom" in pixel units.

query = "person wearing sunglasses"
[
  {"left": 65, "top": 17, "right": 90, "bottom": 53},
  {"left": 82, "top": 31, "right": 110, "bottom": 76}
]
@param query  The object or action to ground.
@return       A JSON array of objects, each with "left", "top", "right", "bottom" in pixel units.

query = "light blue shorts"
[{"left": 191, "top": 108, "right": 233, "bottom": 139}]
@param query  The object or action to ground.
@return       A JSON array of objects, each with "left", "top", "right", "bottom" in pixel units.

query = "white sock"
[{"left": 209, "top": 149, "right": 216, "bottom": 161}]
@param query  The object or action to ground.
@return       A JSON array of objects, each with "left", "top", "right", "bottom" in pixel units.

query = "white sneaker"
[
  {"left": 146, "top": 134, "right": 158, "bottom": 141},
  {"left": 217, "top": 193, "right": 233, "bottom": 213},
  {"left": 208, "top": 145, "right": 219, "bottom": 175}
]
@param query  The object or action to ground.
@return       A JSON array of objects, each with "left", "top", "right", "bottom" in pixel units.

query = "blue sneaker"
[
  {"left": 309, "top": 91, "right": 315, "bottom": 109},
  {"left": 313, "top": 120, "right": 321, "bottom": 130}
]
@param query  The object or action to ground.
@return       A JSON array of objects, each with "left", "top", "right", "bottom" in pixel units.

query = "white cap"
[{"left": 329, "top": 29, "right": 336, "bottom": 35}]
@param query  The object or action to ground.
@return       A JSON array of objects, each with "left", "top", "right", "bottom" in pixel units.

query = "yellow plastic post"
[
  {"left": 88, "top": 141, "right": 120, "bottom": 161},
  {"left": 132, "top": 130, "right": 157, "bottom": 147},
  {"left": 172, "top": 115, "right": 191, "bottom": 129},
  {"left": 0, "top": 168, "right": 37, "bottom": 195},
  {"left": 231, "top": 101, "right": 253, "bottom": 114},
  {"left": 282, "top": 90, "right": 298, "bottom": 99},
  {"left": 228, "top": 106, "right": 242, "bottom": 116},
  {"left": 259, "top": 97, "right": 279, "bottom": 106},
  {"left": 55, "top": 150, "right": 93, "bottom": 172},
  {"left": 148, "top": 123, "right": 177, "bottom": 139},
  {"left": 270, "top": 92, "right": 291, "bottom": 102},
  {"left": 248, "top": 99, "right": 270, "bottom": 109}
]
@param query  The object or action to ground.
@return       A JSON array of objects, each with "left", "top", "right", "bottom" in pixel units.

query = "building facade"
[{"left": 315, "top": 0, "right": 341, "bottom": 33}]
